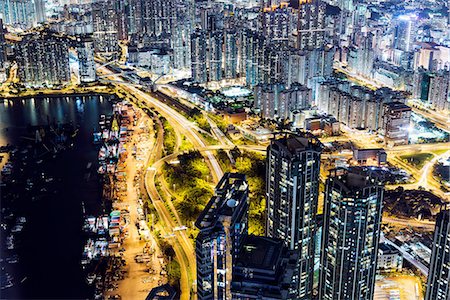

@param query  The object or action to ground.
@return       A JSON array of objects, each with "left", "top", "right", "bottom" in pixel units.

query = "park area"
[{"left": 400, "top": 153, "right": 433, "bottom": 169}]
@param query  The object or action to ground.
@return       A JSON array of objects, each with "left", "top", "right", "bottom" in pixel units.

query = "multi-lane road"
[{"left": 97, "top": 64, "right": 230, "bottom": 299}]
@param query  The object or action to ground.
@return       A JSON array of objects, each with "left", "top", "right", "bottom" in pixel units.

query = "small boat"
[
  {"left": 11, "top": 225, "right": 23, "bottom": 233},
  {"left": 6, "top": 255, "right": 19, "bottom": 264},
  {"left": 6, "top": 235, "right": 14, "bottom": 249},
  {"left": 86, "top": 273, "right": 96, "bottom": 285}
]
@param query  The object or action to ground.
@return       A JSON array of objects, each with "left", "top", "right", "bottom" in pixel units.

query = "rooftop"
[
  {"left": 328, "top": 167, "right": 384, "bottom": 193},
  {"left": 384, "top": 101, "right": 411, "bottom": 110},
  {"left": 270, "top": 133, "right": 323, "bottom": 155},
  {"left": 195, "top": 173, "right": 248, "bottom": 230},
  {"left": 235, "top": 235, "right": 283, "bottom": 270},
  {"left": 379, "top": 243, "right": 400, "bottom": 255}
]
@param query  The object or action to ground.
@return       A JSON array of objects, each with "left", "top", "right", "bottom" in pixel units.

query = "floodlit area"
[
  {"left": 221, "top": 86, "right": 252, "bottom": 98},
  {"left": 409, "top": 112, "right": 448, "bottom": 144},
  {"left": 375, "top": 275, "right": 423, "bottom": 300}
]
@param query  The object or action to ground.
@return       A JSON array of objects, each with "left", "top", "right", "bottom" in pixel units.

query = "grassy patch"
[
  {"left": 208, "top": 113, "right": 228, "bottom": 133},
  {"left": 431, "top": 149, "right": 449, "bottom": 156},
  {"left": 187, "top": 107, "right": 211, "bottom": 133},
  {"left": 179, "top": 135, "right": 194, "bottom": 152},
  {"left": 167, "top": 260, "right": 181, "bottom": 288},
  {"left": 161, "top": 117, "right": 176, "bottom": 155},
  {"left": 400, "top": 152, "right": 434, "bottom": 169},
  {"left": 163, "top": 151, "right": 214, "bottom": 225}
]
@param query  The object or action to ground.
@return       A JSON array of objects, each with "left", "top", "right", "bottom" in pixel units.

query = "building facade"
[
  {"left": 319, "top": 168, "right": 384, "bottom": 300},
  {"left": 382, "top": 102, "right": 411, "bottom": 145},
  {"left": 266, "top": 134, "right": 322, "bottom": 299},
  {"left": 92, "top": 0, "right": 119, "bottom": 53},
  {"left": 195, "top": 173, "right": 249, "bottom": 300},
  {"left": 76, "top": 35, "right": 96, "bottom": 83},
  {"left": 425, "top": 209, "right": 450, "bottom": 300},
  {"left": 0, "top": 0, "right": 36, "bottom": 28},
  {"left": 191, "top": 30, "right": 208, "bottom": 83},
  {"left": 16, "top": 32, "right": 70, "bottom": 87}
]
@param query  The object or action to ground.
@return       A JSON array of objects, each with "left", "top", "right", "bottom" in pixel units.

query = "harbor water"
[{"left": 0, "top": 95, "right": 112, "bottom": 298}]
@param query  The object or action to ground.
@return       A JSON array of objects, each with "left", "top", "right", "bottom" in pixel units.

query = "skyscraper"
[
  {"left": 195, "top": 173, "right": 249, "bottom": 300},
  {"left": 382, "top": 102, "right": 411, "bottom": 145},
  {"left": 266, "top": 133, "right": 322, "bottom": 299},
  {"left": 76, "top": 35, "right": 97, "bottom": 84},
  {"left": 34, "top": 0, "right": 45, "bottom": 24},
  {"left": 319, "top": 168, "right": 384, "bottom": 300},
  {"left": 428, "top": 70, "right": 450, "bottom": 113},
  {"left": 393, "top": 14, "right": 417, "bottom": 53},
  {"left": 207, "top": 31, "right": 223, "bottom": 82},
  {"left": 242, "top": 29, "right": 265, "bottom": 87},
  {"left": 224, "top": 30, "right": 238, "bottom": 79},
  {"left": 191, "top": 30, "right": 207, "bottom": 83},
  {"left": 260, "top": 2, "right": 292, "bottom": 46},
  {"left": 141, "top": 0, "right": 174, "bottom": 37},
  {"left": 0, "top": 18, "right": 6, "bottom": 67},
  {"left": 171, "top": 0, "right": 193, "bottom": 70},
  {"left": 92, "top": 0, "right": 119, "bottom": 53},
  {"left": 425, "top": 208, "right": 450, "bottom": 300}
]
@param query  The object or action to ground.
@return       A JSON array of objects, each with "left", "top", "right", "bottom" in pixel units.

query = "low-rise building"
[
  {"left": 377, "top": 243, "right": 403, "bottom": 272},
  {"left": 353, "top": 148, "right": 387, "bottom": 166}
]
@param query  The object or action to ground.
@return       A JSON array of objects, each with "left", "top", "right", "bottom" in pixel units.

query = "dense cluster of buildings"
[
  {"left": 0, "top": 0, "right": 45, "bottom": 29},
  {"left": 195, "top": 133, "right": 450, "bottom": 300},
  {"left": 1, "top": 0, "right": 448, "bottom": 121},
  {"left": 316, "top": 79, "right": 412, "bottom": 144},
  {"left": 15, "top": 31, "right": 71, "bottom": 87},
  {"left": 11, "top": 30, "right": 97, "bottom": 87}
]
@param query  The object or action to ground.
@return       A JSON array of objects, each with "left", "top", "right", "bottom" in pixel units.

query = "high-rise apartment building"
[
  {"left": 428, "top": 70, "right": 450, "bottom": 112},
  {"left": 254, "top": 83, "right": 312, "bottom": 121},
  {"left": 191, "top": 29, "right": 208, "bottom": 83},
  {"left": 91, "top": 0, "right": 119, "bottom": 53},
  {"left": 425, "top": 208, "right": 450, "bottom": 300},
  {"left": 240, "top": 30, "right": 264, "bottom": 86},
  {"left": 0, "top": 0, "right": 36, "bottom": 28},
  {"left": 224, "top": 30, "right": 238, "bottom": 79},
  {"left": 207, "top": 31, "right": 223, "bottom": 82},
  {"left": 319, "top": 168, "right": 384, "bottom": 300},
  {"left": 413, "top": 70, "right": 450, "bottom": 113},
  {"left": 195, "top": 173, "right": 249, "bottom": 299},
  {"left": 0, "top": 18, "right": 6, "bottom": 67},
  {"left": 76, "top": 35, "right": 97, "bottom": 83},
  {"left": 141, "top": 0, "right": 174, "bottom": 37},
  {"left": 297, "top": 0, "right": 327, "bottom": 50},
  {"left": 34, "top": 0, "right": 44, "bottom": 23},
  {"left": 16, "top": 31, "right": 70, "bottom": 87},
  {"left": 266, "top": 133, "right": 322, "bottom": 299},
  {"left": 171, "top": 0, "right": 193, "bottom": 70},
  {"left": 260, "top": 3, "right": 293, "bottom": 46}
]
